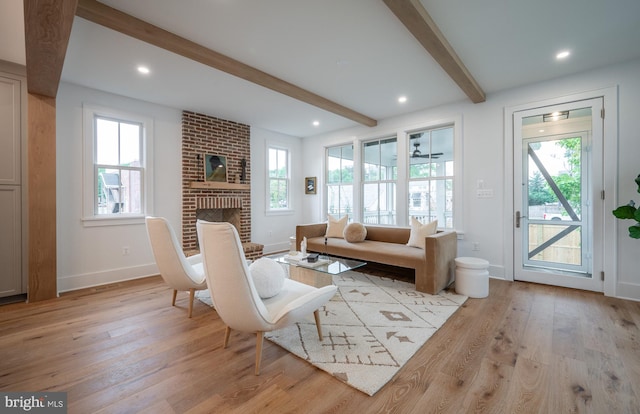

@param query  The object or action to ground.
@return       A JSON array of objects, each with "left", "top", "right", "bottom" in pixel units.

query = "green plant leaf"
[
  {"left": 635, "top": 174, "right": 640, "bottom": 193},
  {"left": 629, "top": 224, "right": 640, "bottom": 239},
  {"left": 635, "top": 208, "right": 640, "bottom": 222},
  {"left": 613, "top": 205, "right": 637, "bottom": 219}
]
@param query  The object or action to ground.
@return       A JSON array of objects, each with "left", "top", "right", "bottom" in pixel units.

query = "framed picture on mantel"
[
  {"left": 204, "top": 154, "right": 227, "bottom": 182},
  {"left": 305, "top": 177, "right": 316, "bottom": 194}
]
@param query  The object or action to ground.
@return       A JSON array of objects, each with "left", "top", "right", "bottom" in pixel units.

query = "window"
[
  {"left": 83, "top": 105, "right": 153, "bottom": 225},
  {"left": 326, "top": 144, "right": 353, "bottom": 219},
  {"left": 408, "top": 126, "right": 454, "bottom": 228},
  {"left": 323, "top": 118, "right": 461, "bottom": 230},
  {"left": 268, "top": 146, "right": 289, "bottom": 210},
  {"left": 95, "top": 117, "right": 143, "bottom": 215},
  {"left": 362, "top": 137, "right": 397, "bottom": 224}
]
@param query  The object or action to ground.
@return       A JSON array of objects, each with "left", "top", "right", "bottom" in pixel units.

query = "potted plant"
[{"left": 612, "top": 173, "right": 640, "bottom": 239}]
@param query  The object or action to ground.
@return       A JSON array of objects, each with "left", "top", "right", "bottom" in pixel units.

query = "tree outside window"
[{"left": 527, "top": 136, "right": 582, "bottom": 218}]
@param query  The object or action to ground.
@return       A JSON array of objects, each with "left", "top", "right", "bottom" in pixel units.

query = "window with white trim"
[
  {"left": 323, "top": 118, "right": 461, "bottom": 230},
  {"left": 268, "top": 146, "right": 290, "bottom": 210},
  {"left": 326, "top": 144, "right": 353, "bottom": 220},
  {"left": 408, "top": 125, "right": 454, "bottom": 228},
  {"left": 83, "top": 105, "right": 153, "bottom": 225},
  {"left": 362, "top": 137, "right": 397, "bottom": 224}
]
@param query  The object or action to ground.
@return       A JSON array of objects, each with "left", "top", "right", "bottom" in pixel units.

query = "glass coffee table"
[{"left": 271, "top": 252, "right": 366, "bottom": 288}]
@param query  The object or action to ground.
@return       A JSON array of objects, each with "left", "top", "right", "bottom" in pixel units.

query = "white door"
[{"left": 513, "top": 98, "right": 604, "bottom": 292}]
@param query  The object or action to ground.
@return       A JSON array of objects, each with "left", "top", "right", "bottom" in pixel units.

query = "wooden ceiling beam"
[
  {"left": 24, "top": 0, "right": 79, "bottom": 97},
  {"left": 75, "top": 0, "right": 377, "bottom": 127},
  {"left": 383, "top": 0, "right": 485, "bottom": 103}
]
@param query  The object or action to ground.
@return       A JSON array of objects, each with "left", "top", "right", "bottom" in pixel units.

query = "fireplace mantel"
[{"left": 189, "top": 181, "right": 250, "bottom": 190}]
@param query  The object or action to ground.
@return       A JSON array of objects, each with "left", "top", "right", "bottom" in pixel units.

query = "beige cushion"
[
  {"left": 325, "top": 214, "right": 348, "bottom": 238},
  {"left": 406, "top": 217, "right": 438, "bottom": 249},
  {"left": 343, "top": 222, "right": 367, "bottom": 243}
]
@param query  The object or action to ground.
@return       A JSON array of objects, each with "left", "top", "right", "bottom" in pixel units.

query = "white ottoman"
[{"left": 455, "top": 257, "right": 489, "bottom": 298}]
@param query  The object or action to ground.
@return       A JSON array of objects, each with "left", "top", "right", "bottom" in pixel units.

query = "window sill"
[
  {"left": 266, "top": 209, "right": 294, "bottom": 217},
  {"left": 82, "top": 215, "right": 146, "bottom": 227}
]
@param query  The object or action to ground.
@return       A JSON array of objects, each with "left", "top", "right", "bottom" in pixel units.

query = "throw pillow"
[
  {"left": 325, "top": 214, "right": 348, "bottom": 238},
  {"left": 406, "top": 217, "right": 438, "bottom": 249},
  {"left": 249, "top": 258, "right": 286, "bottom": 299},
  {"left": 343, "top": 222, "right": 367, "bottom": 243}
]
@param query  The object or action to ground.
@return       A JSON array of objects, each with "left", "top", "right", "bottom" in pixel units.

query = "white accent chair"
[
  {"left": 197, "top": 220, "right": 337, "bottom": 375},
  {"left": 145, "top": 216, "right": 207, "bottom": 318}
]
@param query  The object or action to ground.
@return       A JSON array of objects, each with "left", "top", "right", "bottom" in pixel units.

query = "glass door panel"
[{"left": 524, "top": 135, "right": 588, "bottom": 274}]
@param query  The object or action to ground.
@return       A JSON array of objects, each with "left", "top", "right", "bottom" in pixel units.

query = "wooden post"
[{"left": 27, "top": 93, "right": 57, "bottom": 301}]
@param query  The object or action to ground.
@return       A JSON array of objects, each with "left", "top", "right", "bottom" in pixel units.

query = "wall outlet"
[
  {"left": 122, "top": 246, "right": 130, "bottom": 256},
  {"left": 472, "top": 242, "right": 479, "bottom": 251}
]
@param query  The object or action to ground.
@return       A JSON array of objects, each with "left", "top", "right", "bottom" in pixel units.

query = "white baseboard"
[
  {"left": 488, "top": 264, "right": 505, "bottom": 279},
  {"left": 57, "top": 263, "right": 159, "bottom": 293},
  {"left": 615, "top": 282, "right": 640, "bottom": 302},
  {"left": 262, "top": 241, "right": 289, "bottom": 255}
]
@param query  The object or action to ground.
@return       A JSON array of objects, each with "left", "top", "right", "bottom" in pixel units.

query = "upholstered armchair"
[
  {"left": 145, "top": 216, "right": 208, "bottom": 318},
  {"left": 197, "top": 220, "right": 337, "bottom": 375}
]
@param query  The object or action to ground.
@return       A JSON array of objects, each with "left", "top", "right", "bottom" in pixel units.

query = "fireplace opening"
[
  {"left": 195, "top": 208, "right": 241, "bottom": 245},
  {"left": 185, "top": 195, "right": 262, "bottom": 261}
]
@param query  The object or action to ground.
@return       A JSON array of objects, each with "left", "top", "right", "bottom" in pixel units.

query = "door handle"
[{"left": 516, "top": 211, "right": 526, "bottom": 228}]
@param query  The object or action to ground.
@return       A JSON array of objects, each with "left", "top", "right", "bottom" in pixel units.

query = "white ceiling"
[{"left": 2, "top": 0, "right": 640, "bottom": 138}]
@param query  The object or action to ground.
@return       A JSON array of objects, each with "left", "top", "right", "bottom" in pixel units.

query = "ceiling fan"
[{"left": 411, "top": 142, "right": 443, "bottom": 159}]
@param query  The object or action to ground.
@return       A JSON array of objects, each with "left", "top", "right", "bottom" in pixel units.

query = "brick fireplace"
[{"left": 181, "top": 111, "right": 263, "bottom": 260}]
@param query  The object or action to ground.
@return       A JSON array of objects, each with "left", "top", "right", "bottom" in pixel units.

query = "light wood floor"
[{"left": 1, "top": 274, "right": 639, "bottom": 413}]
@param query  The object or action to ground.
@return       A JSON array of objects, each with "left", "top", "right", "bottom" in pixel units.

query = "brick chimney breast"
[{"left": 181, "top": 111, "right": 263, "bottom": 260}]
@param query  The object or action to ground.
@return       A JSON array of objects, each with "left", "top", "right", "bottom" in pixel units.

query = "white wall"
[
  {"left": 612, "top": 59, "right": 640, "bottom": 300},
  {"left": 300, "top": 58, "right": 640, "bottom": 300},
  {"left": 250, "top": 126, "right": 304, "bottom": 254},
  {"left": 55, "top": 58, "right": 640, "bottom": 300},
  {"left": 56, "top": 82, "right": 183, "bottom": 292},
  {"left": 56, "top": 84, "right": 305, "bottom": 292}
]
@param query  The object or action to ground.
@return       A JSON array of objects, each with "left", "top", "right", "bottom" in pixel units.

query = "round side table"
[{"left": 454, "top": 257, "right": 489, "bottom": 298}]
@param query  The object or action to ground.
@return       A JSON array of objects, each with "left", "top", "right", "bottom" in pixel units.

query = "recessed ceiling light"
[
  {"left": 556, "top": 50, "right": 570, "bottom": 60},
  {"left": 137, "top": 66, "right": 150, "bottom": 74},
  {"left": 312, "top": 120, "right": 320, "bottom": 127},
  {"left": 398, "top": 96, "right": 407, "bottom": 103}
]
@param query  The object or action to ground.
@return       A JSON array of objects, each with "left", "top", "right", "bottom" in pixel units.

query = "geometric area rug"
[{"left": 197, "top": 271, "right": 466, "bottom": 396}]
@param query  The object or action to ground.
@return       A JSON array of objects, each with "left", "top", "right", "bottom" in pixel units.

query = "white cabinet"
[
  {"left": 0, "top": 76, "right": 21, "bottom": 185},
  {"left": 0, "top": 72, "right": 25, "bottom": 299},
  {"left": 0, "top": 186, "right": 21, "bottom": 297}
]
